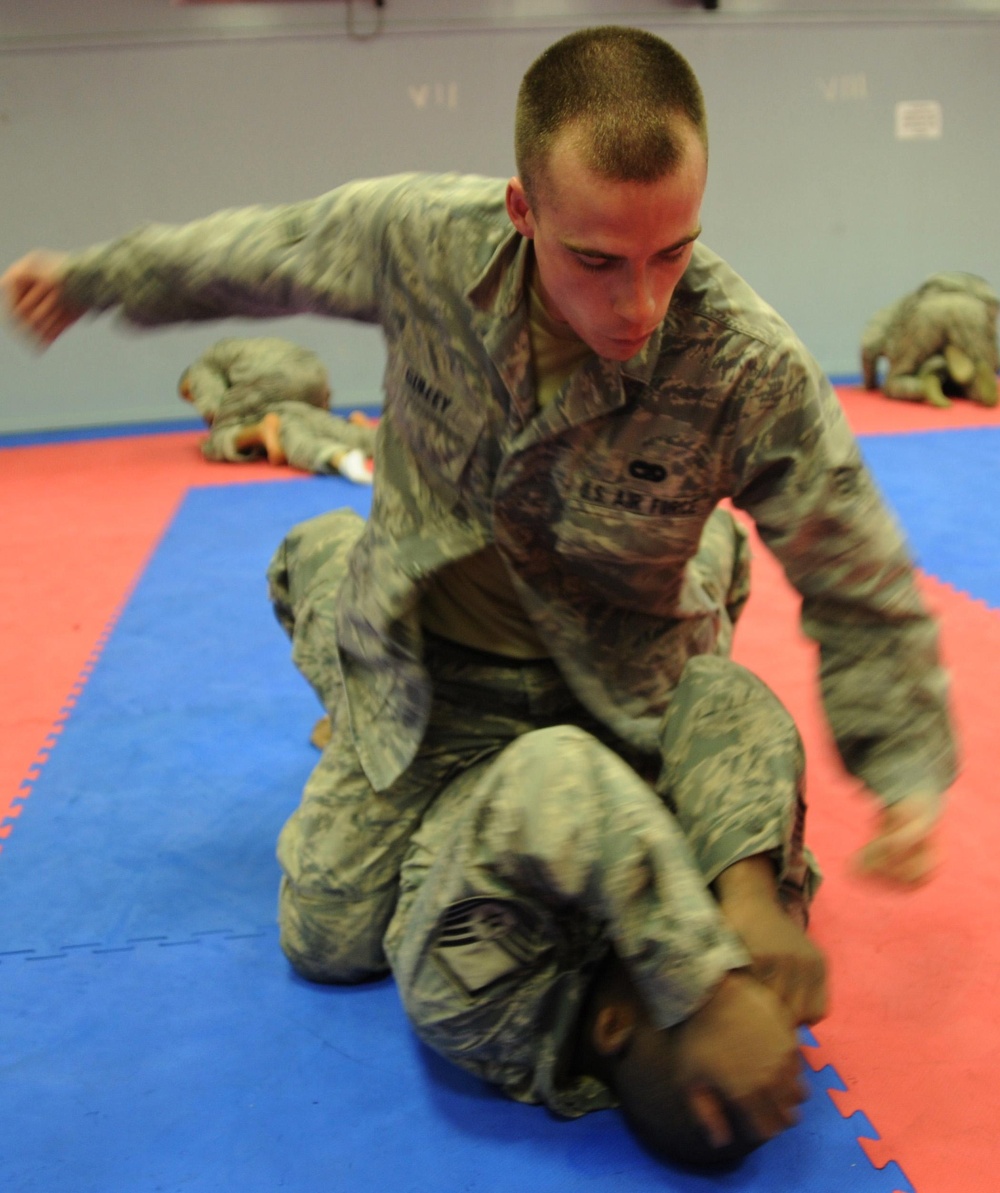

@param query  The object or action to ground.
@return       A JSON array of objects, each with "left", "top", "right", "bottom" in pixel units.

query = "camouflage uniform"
[
  {"left": 861, "top": 272, "right": 1000, "bottom": 406},
  {"left": 180, "top": 336, "right": 377, "bottom": 470},
  {"left": 267, "top": 503, "right": 780, "bottom": 985},
  {"left": 61, "top": 174, "right": 956, "bottom": 983},
  {"left": 383, "top": 657, "right": 813, "bottom": 1117}
]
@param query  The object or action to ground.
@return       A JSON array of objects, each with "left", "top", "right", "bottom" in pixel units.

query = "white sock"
[{"left": 336, "top": 448, "right": 373, "bottom": 485}]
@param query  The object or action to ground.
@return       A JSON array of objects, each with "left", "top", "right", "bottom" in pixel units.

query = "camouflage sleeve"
[
  {"left": 211, "top": 380, "right": 279, "bottom": 430},
  {"left": 731, "top": 349, "right": 957, "bottom": 808},
  {"left": 882, "top": 298, "right": 947, "bottom": 381},
  {"left": 59, "top": 175, "right": 425, "bottom": 329},
  {"left": 180, "top": 348, "right": 229, "bottom": 421},
  {"left": 199, "top": 423, "right": 257, "bottom": 463}
]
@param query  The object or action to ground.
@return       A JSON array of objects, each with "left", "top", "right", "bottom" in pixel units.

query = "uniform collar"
[
  {"left": 466, "top": 226, "right": 663, "bottom": 402},
  {"left": 466, "top": 224, "right": 529, "bottom": 319}
]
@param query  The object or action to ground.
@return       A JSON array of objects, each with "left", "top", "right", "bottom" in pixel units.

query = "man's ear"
[
  {"left": 505, "top": 177, "right": 536, "bottom": 239},
  {"left": 591, "top": 1001, "right": 638, "bottom": 1058}
]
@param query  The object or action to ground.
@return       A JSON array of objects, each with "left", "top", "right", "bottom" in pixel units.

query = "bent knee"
[
  {"left": 280, "top": 935, "right": 388, "bottom": 985},
  {"left": 480, "top": 725, "right": 638, "bottom": 822},
  {"left": 278, "top": 876, "right": 390, "bottom": 985}
]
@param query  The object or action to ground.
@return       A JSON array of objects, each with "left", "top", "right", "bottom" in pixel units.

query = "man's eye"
[
  {"left": 576, "top": 256, "right": 610, "bottom": 272},
  {"left": 669, "top": 238, "right": 701, "bottom": 262}
]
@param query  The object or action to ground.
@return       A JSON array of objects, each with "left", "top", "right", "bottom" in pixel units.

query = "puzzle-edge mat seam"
[{"left": 2, "top": 482, "right": 940, "bottom": 1193}]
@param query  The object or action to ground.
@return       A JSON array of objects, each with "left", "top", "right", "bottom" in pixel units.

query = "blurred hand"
[
  {"left": 855, "top": 791, "right": 941, "bottom": 887},
  {"left": 1, "top": 250, "right": 81, "bottom": 346},
  {"left": 233, "top": 412, "right": 287, "bottom": 466},
  {"left": 716, "top": 854, "right": 828, "bottom": 1027},
  {"left": 676, "top": 972, "right": 806, "bottom": 1149}
]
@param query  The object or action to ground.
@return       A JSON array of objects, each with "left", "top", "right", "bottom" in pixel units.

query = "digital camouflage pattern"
[
  {"left": 267, "top": 505, "right": 769, "bottom": 987},
  {"left": 861, "top": 272, "right": 1000, "bottom": 406},
  {"left": 62, "top": 172, "right": 957, "bottom": 812},
  {"left": 261, "top": 400, "right": 377, "bottom": 474},
  {"left": 383, "top": 654, "right": 816, "bottom": 1117},
  {"left": 179, "top": 336, "right": 377, "bottom": 469}
]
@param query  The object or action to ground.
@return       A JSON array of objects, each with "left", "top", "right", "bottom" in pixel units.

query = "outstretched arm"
[{"left": 2, "top": 176, "right": 422, "bottom": 350}]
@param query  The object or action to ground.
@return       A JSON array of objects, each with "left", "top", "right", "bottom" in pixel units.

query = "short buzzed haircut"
[{"left": 515, "top": 26, "right": 708, "bottom": 204}]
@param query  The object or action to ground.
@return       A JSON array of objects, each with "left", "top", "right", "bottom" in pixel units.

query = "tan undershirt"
[{"left": 419, "top": 268, "right": 593, "bottom": 657}]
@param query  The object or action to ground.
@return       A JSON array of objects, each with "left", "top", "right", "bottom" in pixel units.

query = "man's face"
[{"left": 506, "top": 125, "right": 707, "bottom": 361}]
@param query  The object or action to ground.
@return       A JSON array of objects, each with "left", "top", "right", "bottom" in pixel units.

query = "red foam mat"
[
  {"left": 837, "top": 384, "right": 1000, "bottom": 436},
  {"left": 2, "top": 404, "right": 998, "bottom": 1193},
  {"left": 0, "top": 432, "right": 291, "bottom": 838},
  {"left": 734, "top": 523, "right": 999, "bottom": 1193}
]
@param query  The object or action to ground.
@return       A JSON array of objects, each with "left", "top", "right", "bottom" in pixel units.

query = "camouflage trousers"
[
  {"left": 204, "top": 400, "right": 377, "bottom": 471},
  {"left": 273, "top": 403, "right": 376, "bottom": 473},
  {"left": 271, "top": 506, "right": 817, "bottom": 985}
]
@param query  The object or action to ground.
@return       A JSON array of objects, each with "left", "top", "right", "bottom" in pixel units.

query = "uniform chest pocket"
[
  {"left": 555, "top": 482, "right": 712, "bottom": 614},
  {"left": 386, "top": 348, "right": 496, "bottom": 481},
  {"left": 391, "top": 395, "right": 487, "bottom": 486}
]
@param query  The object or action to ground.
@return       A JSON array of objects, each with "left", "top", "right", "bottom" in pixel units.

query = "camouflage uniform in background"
[
  {"left": 62, "top": 174, "right": 956, "bottom": 1001},
  {"left": 180, "top": 336, "right": 377, "bottom": 470},
  {"left": 861, "top": 272, "right": 1000, "bottom": 407}
]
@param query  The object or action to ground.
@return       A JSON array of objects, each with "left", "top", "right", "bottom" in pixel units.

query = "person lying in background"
[{"left": 179, "top": 336, "right": 377, "bottom": 483}]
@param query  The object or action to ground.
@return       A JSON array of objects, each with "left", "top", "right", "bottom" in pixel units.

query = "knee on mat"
[
  {"left": 280, "top": 934, "right": 388, "bottom": 986},
  {"left": 278, "top": 877, "right": 389, "bottom": 985},
  {"left": 677, "top": 655, "right": 793, "bottom": 719}
]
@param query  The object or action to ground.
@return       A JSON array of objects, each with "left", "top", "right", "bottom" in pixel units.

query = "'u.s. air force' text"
[{"left": 577, "top": 478, "right": 704, "bottom": 517}]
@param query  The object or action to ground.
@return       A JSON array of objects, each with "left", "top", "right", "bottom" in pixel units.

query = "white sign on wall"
[{"left": 894, "top": 100, "right": 943, "bottom": 140}]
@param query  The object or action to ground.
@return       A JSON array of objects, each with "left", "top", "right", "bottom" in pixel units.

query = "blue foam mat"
[
  {"left": 0, "top": 478, "right": 358, "bottom": 950},
  {"left": 0, "top": 476, "right": 911, "bottom": 1191},
  {"left": 859, "top": 426, "right": 1000, "bottom": 609},
  {"left": 0, "top": 931, "right": 909, "bottom": 1193}
]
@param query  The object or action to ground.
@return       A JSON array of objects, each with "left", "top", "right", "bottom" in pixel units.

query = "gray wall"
[{"left": 2, "top": 0, "right": 999, "bottom": 434}]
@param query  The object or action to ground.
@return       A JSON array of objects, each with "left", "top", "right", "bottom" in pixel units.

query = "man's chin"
[
  {"left": 570, "top": 322, "right": 654, "bottom": 361},
  {"left": 600, "top": 335, "right": 652, "bottom": 361}
]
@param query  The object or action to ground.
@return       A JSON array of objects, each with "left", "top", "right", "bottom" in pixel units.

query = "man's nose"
[{"left": 614, "top": 268, "right": 660, "bottom": 326}]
